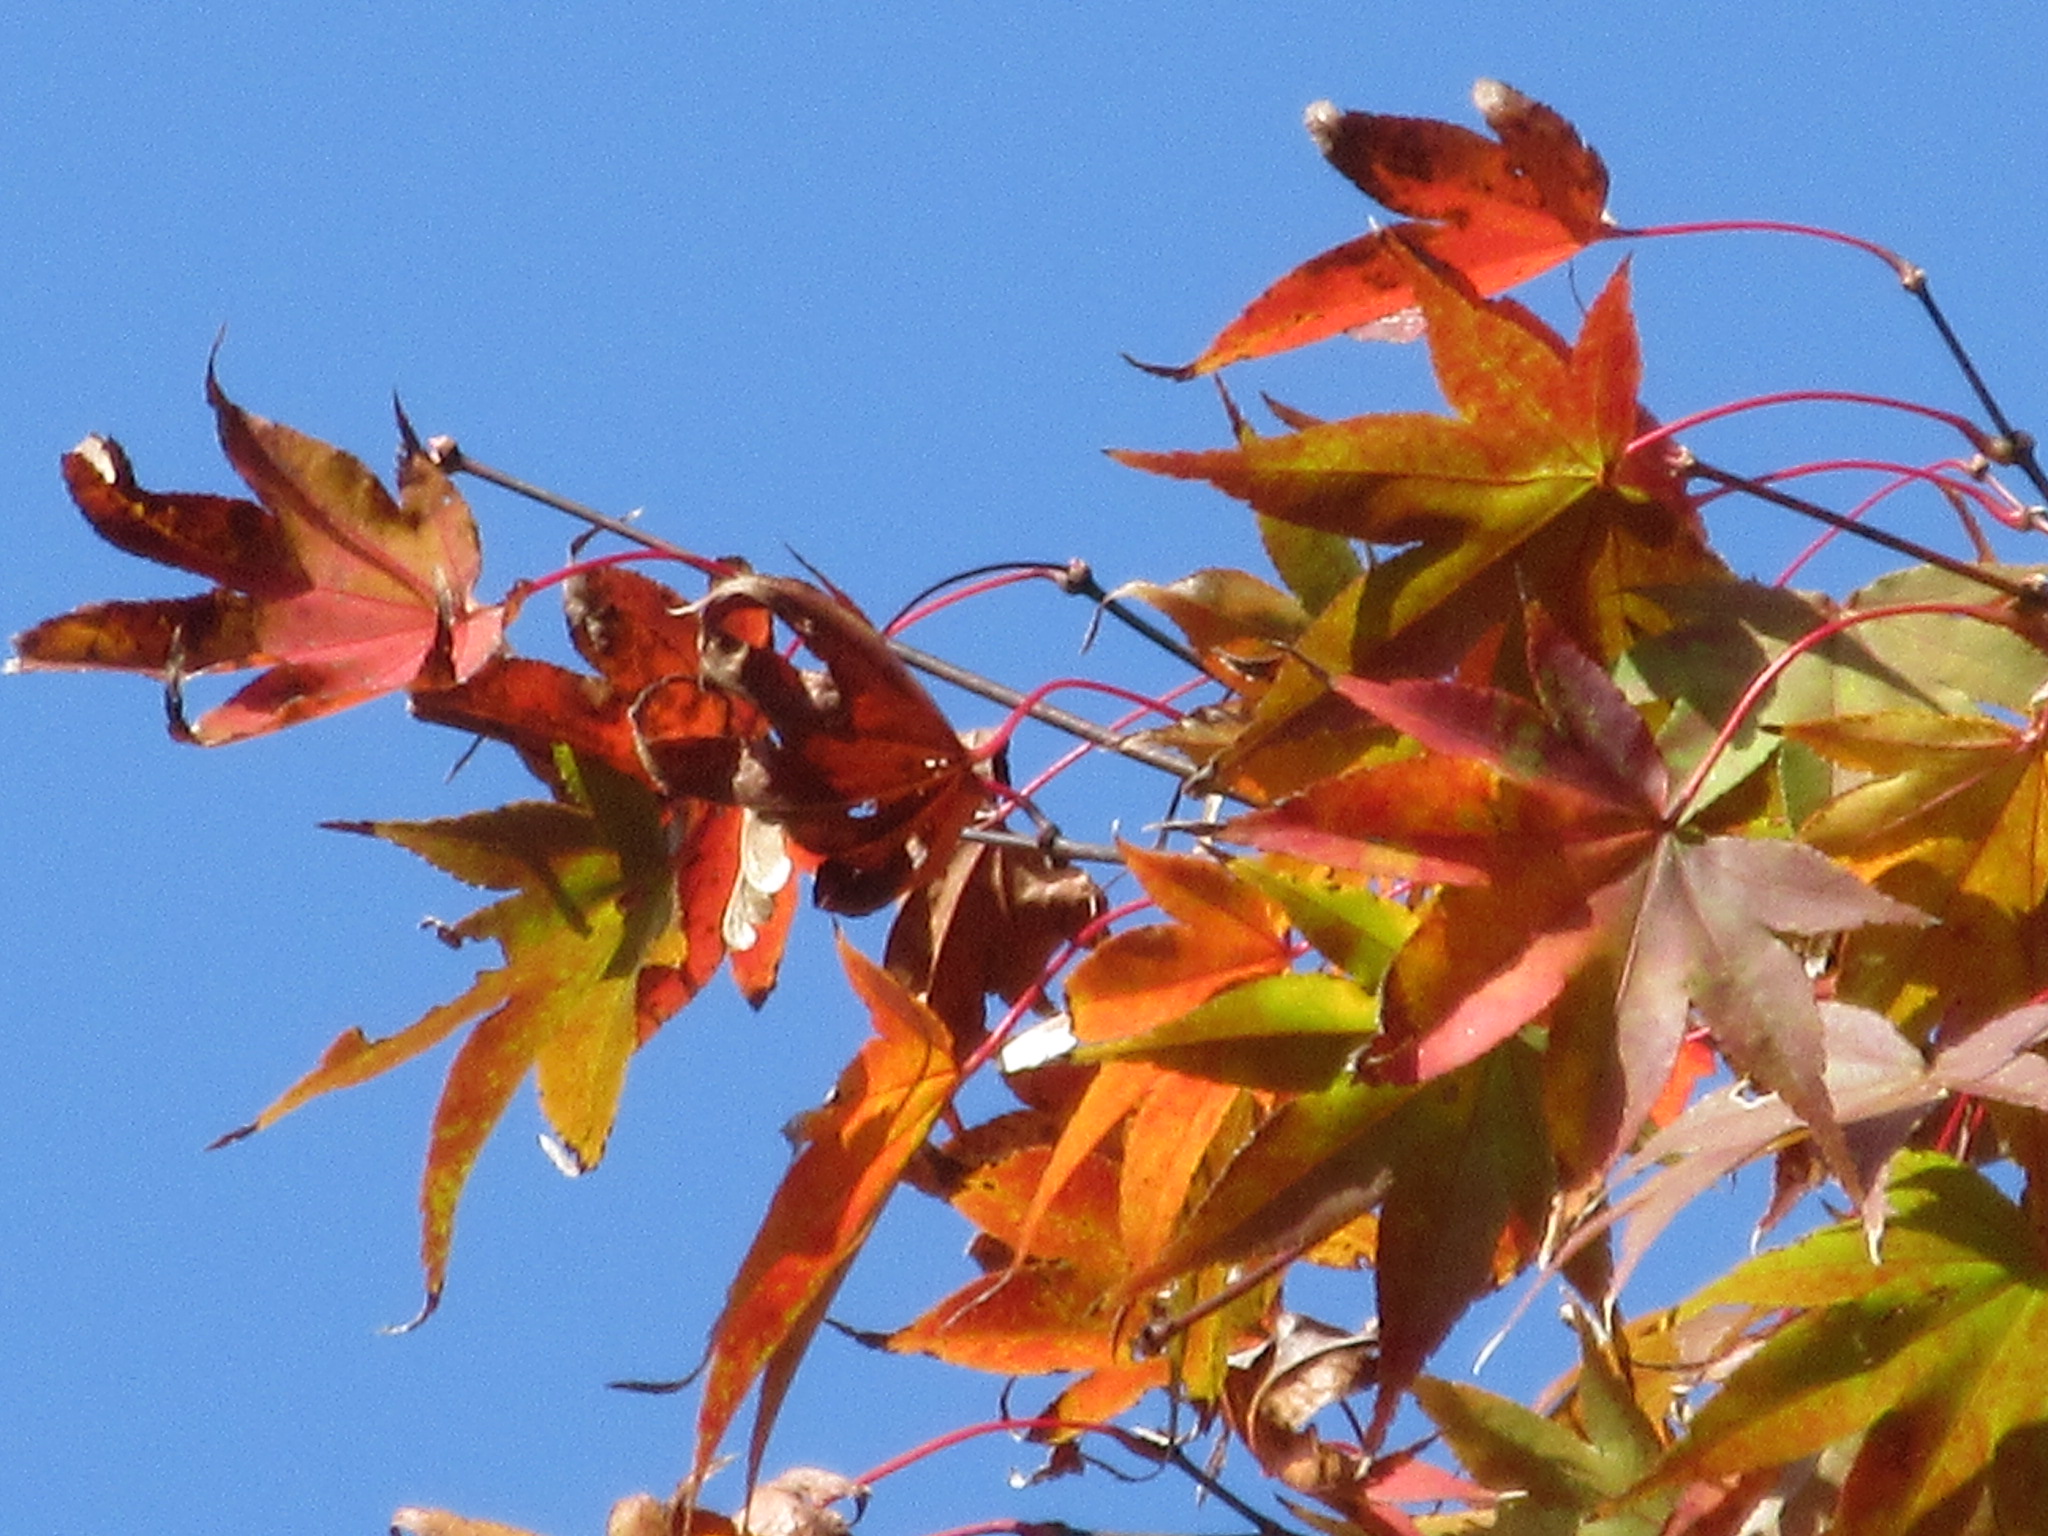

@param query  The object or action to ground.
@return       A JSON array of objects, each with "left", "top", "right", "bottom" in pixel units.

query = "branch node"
[{"left": 1990, "top": 430, "right": 2038, "bottom": 467}]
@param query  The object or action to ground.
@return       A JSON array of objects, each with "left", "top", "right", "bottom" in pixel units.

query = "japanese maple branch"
[
  {"left": 1900, "top": 270, "right": 2048, "bottom": 503},
  {"left": 432, "top": 439, "right": 734, "bottom": 580},
  {"left": 1619, "top": 218, "right": 2048, "bottom": 503},
  {"left": 960, "top": 826, "right": 1126, "bottom": 864},
  {"left": 1683, "top": 457, "right": 2048, "bottom": 605},
  {"left": 891, "top": 639, "right": 1195, "bottom": 779},
  {"left": 852, "top": 1417, "right": 1304, "bottom": 1536},
  {"left": 436, "top": 441, "right": 1197, "bottom": 781},
  {"left": 885, "top": 558, "right": 1204, "bottom": 671}
]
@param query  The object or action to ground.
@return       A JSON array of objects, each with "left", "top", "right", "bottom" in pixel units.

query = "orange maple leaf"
[
  {"left": 692, "top": 938, "right": 962, "bottom": 1493},
  {"left": 1119, "top": 250, "right": 1717, "bottom": 672}
]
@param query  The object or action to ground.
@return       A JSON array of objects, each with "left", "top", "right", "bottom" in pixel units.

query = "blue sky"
[{"left": 7, "top": 5, "right": 2048, "bottom": 1533}]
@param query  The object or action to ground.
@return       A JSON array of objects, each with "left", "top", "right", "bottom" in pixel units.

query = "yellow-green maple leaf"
[{"left": 1646, "top": 1152, "right": 2048, "bottom": 1535}]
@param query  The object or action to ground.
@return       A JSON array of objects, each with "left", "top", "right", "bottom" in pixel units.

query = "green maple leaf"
[
  {"left": 1647, "top": 1152, "right": 2048, "bottom": 1535},
  {"left": 214, "top": 757, "right": 682, "bottom": 1323}
]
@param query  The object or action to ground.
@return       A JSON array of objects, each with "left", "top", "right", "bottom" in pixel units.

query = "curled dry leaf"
[
  {"left": 412, "top": 563, "right": 799, "bottom": 1008},
  {"left": 1223, "top": 1311, "right": 1379, "bottom": 1492},
  {"left": 675, "top": 573, "right": 993, "bottom": 915},
  {"left": 884, "top": 832, "right": 1105, "bottom": 1043},
  {"left": 739, "top": 1468, "right": 869, "bottom": 1536}
]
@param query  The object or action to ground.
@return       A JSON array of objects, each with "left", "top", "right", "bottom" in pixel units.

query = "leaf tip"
[
  {"left": 205, "top": 1121, "right": 259, "bottom": 1152},
  {"left": 538, "top": 1131, "right": 589, "bottom": 1178},
  {"left": 392, "top": 392, "right": 423, "bottom": 457},
  {"left": 382, "top": 1286, "right": 442, "bottom": 1335},
  {"left": 1120, "top": 351, "right": 1198, "bottom": 382},
  {"left": 1470, "top": 77, "right": 1527, "bottom": 123},
  {"left": 1303, "top": 98, "right": 1342, "bottom": 155},
  {"left": 68, "top": 434, "right": 123, "bottom": 486}
]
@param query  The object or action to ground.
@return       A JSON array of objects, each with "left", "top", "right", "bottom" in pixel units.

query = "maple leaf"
[
  {"left": 883, "top": 833, "right": 1104, "bottom": 1044},
  {"left": 10, "top": 370, "right": 505, "bottom": 742},
  {"left": 1414, "top": 1307, "right": 1675, "bottom": 1532},
  {"left": 1225, "top": 611, "right": 1928, "bottom": 1205},
  {"left": 213, "top": 758, "right": 682, "bottom": 1323},
  {"left": 412, "top": 564, "right": 799, "bottom": 1009},
  {"left": 672, "top": 573, "right": 993, "bottom": 916},
  {"left": 1550, "top": 1001, "right": 2048, "bottom": 1304},
  {"left": 1220, "top": 1312, "right": 1380, "bottom": 1493},
  {"left": 1065, "top": 843, "right": 1295, "bottom": 1036},
  {"left": 1645, "top": 1152, "right": 2048, "bottom": 1536},
  {"left": 1788, "top": 704, "right": 2048, "bottom": 1035},
  {"left": 892, "top": 1106, "right": 1277, "bottom": 1440},
  {"left": 1080, "top": 1044, "right": 1548, "bottom": 1452},
  {"left": 1010, "top": 847, "right": 1307, "bottom": 1303},
  {"left": 887, "top": 1126, "right": 1172, "bottom": 1419},
  {"left": 692, "top": 937, "right": 961, "bottom": 1493},
  {"left": 1159, "top": 80, "right": 1612, "bottom": 376},
  {"left": 1117, "top": 250, "right": 1721, "bottom": 672}
]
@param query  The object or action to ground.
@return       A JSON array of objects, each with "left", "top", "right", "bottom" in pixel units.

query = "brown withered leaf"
[
  {"left": 738, "top": 1468, "right": 868, "bottom": 1536},
  {"left": 673, "top": 573, "right": 993, "bottom": 915},
  {"left": 413, "top": 565, "right": 799, "bottom": 1009},
  {"left": 884, "top": 834, "right": 1104, "bottom": 1043}
]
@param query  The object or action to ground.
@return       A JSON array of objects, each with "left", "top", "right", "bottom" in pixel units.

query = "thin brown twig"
[
  {"left": 1900, "top": 272, "right": 2048, "bottom": 507},
  {"left": 1685, "top": 455, "right": 2048, "bottom": 605},
  {"left": 437, "top": 442, "right": 1200, "bottom": 782}
]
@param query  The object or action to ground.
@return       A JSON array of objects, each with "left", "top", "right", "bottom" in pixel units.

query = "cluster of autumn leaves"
[{"left": 22, "top": 81, "right": 2048, "bottom": 1536}]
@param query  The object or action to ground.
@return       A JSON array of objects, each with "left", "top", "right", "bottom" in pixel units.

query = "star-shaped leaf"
[
  {"left": 214, "top": 758, "right": 684, "bottom": 1323},
  {"left": 1158, "top": 80, "right": 1613, "bottom": 377},
  {"left": 1646, "top": 1152, "right": 2048, "bottom": 1536},
  {"left": 1226, "top": 611, "right": 1927, "bottom": 1200},
  {"left": 11, "top": 372, "right": 505, "bottom": 742},
  {"left": 1117, "top": 250, "right": 1721, "bottom": 669}
]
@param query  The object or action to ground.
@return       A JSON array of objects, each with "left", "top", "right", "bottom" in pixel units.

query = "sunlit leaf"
[
  {"left": 1161, "top": 80, "right": 1612, "bottom": 376},
  {"left": 1118, "top": 253, "right": 1720, "bottom": 669},
  {"left": 1647, "top": 1153, "right": 2048, "bottom": 1536},
  {"left": 692, "top": 937, "right": 961, "bottom": 1490},
  {"left": 12, "top": 373, "right": 506, "bottom": 741},
  {"left": 214, "top": 770, "right": 683, "bottom": 1322}
]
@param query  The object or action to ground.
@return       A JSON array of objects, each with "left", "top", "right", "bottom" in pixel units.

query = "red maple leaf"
[
  {"left": 1155, "top": 80, "right": 1612, "bottom": 376},
  {"left": 1225, "top": 609, "right": 1928, "bottom": 1201},
  {"left": 10, "top": 370, "right": 506, "bottom": 742}
]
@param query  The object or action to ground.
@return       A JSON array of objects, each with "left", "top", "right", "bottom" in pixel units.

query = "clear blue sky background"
[{"left": 8, "top": 5, "right": 2048, "bottom": 1533}]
